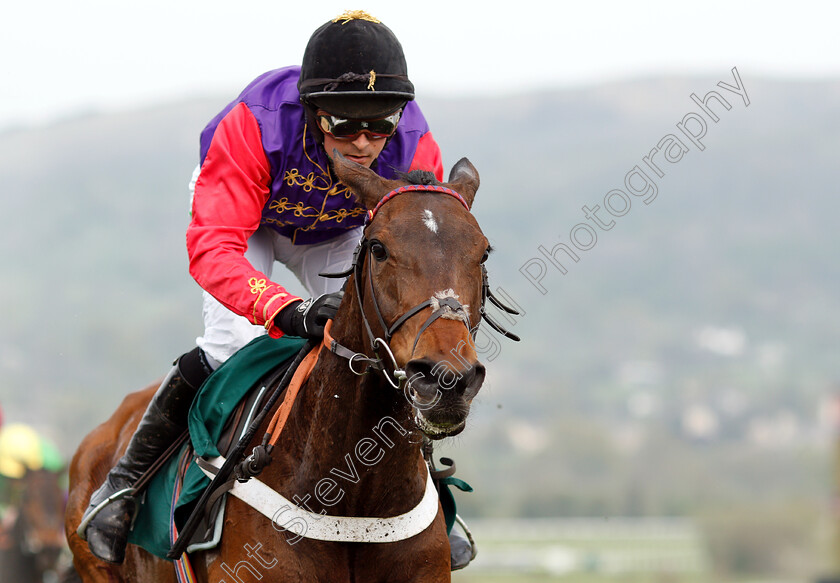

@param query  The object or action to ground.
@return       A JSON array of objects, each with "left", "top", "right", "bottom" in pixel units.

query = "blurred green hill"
[{"left": 1, "top": 73, "right": 839, "bottom": 577}]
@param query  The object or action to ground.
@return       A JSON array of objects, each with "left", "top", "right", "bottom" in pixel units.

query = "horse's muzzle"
[
  {"left": 404, "top": 358, "right": 485, "bottom": 438},
  {"left": 405, "top": 358, "right": 485, "bottom": 401}
]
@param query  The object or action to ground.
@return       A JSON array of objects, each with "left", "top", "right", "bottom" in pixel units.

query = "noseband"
[{"left": 322, "top": 184, "right": 519, "bottom": 389}]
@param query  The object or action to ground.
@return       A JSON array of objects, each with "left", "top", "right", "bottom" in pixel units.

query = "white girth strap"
[{"left": 197, "top": 456, "right": 439, "bottom": 543}]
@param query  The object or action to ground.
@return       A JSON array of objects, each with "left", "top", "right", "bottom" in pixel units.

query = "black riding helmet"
[{"left": 299, "top": 11, "right": 414, "bottom": 120}]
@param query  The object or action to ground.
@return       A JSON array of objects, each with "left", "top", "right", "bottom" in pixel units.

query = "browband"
[{"left": 366, "top": 185, "right": 470, "bottom": 224}]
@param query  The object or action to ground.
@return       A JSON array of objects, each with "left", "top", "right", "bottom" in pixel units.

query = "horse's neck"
[{"left": 278, "top": 315, "right": 426, "bottom": 516}]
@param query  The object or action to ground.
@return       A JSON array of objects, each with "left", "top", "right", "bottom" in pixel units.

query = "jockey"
[
  {"left": 0, "top": 423, "right": 63, "bottom": 480},
  {"left": 81, "top": 10, "right": 470, "bottom": 568},
  {"left": 0, "top": 423, "right": 45, "bottom": 544},
  {"left": 0, "top": 423, "right": 64, "bottom": 536},
  {"left": 0, "top": 424, "right": 45, "bottom": 518}
]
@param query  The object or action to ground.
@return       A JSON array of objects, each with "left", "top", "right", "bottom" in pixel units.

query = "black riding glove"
[{"left": 274, "top": 291, "right": 343, "bottom": 340}]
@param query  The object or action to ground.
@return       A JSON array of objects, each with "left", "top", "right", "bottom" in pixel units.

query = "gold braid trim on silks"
[
  {"left": 262, "top": 293, "right": 297, "bottom": 330},
  {"left": 250, "top": 280, "right": 282, "bottom": 323},
  {"left": 248, "top": 277, "right": 269, "bottom": 295},
  {"left": 260, "top": 123, "right": 368, "bottom": 243},
  {"left": 290, "top": 207, "right": 369, "bottom": 234},
  {"left": 247, "top": 278, "right": 294, "bottom": 327},
  {"left": 268, "top": 197, "right": 321, "bottom": 218},
  {"left": 332, "top": 10, "right": 381, "bottom": 24},
  {"left": 266, "top": 123, "right": 364, "bottom": 243},
  {"left": 282, "top": 169, "right": 323, "bottom": 193}
]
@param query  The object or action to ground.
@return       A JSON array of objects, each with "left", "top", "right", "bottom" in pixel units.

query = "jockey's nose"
[{"left": 351, "top": 132, "right": 372, "bottom": 149}]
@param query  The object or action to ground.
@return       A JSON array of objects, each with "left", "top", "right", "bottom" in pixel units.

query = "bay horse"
[
  {"left": 66, "top": 153, "right": 496, "bottom": 582},
  {"left": 0, "top": 468, "right": 69, "bottom": 582}
]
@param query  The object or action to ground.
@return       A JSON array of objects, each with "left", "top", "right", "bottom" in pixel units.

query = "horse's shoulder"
[
  {"left": 118, "top": 383, "right": 158, "bottom": 417},
  {"left": 69, "top": 383, "right": 159, "bottom": 487}
]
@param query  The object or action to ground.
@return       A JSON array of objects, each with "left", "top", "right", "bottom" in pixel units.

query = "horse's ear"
[
  {"left": 332, "top": 150, "right": 401, "bottom": 210},
  {"left": 446, "top": 158, "right": 480, "bottom": 209}
]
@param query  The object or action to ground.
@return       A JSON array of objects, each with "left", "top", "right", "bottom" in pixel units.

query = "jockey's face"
[
  {"left": 323, "top": 131, "right": 388, "bottom": 168},
  {"left": 318, "top": 110, "right": 389, "bottom": 168}
]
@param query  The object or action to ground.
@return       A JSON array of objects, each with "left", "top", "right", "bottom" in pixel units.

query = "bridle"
[{"left": 322, "top": 184, "right": 520, "bottom": 389}]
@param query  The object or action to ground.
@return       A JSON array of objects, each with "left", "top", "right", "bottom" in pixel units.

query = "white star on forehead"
[{"left": 422, "top": 209, "right": 438, "bottom": 233}]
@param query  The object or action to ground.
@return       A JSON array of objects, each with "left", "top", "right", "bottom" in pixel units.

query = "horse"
[
  {"left": 66, "top": 153, "right": 498, "bottom": 582},
  {"left": 0, "top": 467, "right": 69, "bottom": 582}
]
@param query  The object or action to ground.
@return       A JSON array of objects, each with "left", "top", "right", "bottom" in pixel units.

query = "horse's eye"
[
  {"left": 480, "top": 247, "right": 491, "bottom": 264},
  {"left": 370, "top": 240, "right": 389, "bottom": 262}
]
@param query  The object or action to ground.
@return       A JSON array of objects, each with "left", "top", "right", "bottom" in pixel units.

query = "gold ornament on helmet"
[{"left": 332, "top": 10, "right": 381, "bottom": 25}]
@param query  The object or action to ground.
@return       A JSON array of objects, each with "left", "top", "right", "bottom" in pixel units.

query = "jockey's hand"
[{"left": 275, "top": 291, "right": 343, "bottom": 340}]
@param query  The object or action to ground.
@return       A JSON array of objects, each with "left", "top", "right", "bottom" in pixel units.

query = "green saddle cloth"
[{"left": 128, "top": 335, "right": 307, "bottom": 559}]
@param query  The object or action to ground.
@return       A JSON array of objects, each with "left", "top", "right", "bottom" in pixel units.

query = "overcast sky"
[{"left": 2, "top": 0, "right": 838, "bottom": 129}]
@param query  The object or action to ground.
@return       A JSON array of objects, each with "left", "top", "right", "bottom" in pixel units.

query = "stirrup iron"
[{"left": 76, "top": 487, "right": 136, "bottom": 540}]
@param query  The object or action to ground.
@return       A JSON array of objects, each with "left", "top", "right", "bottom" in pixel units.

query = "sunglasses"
[{"left": 316, "top": 111, "right": 402, "bottom": 140}]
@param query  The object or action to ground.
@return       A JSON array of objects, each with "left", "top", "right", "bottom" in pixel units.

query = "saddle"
[{"left": 127, "top": 335, "right": 306, "bottom": 559}]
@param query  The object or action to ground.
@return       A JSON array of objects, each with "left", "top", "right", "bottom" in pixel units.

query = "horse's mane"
[{"left": 397, "top": 169, "right": 442, "bottom": 186}]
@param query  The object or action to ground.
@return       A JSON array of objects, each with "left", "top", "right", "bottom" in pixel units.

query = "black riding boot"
[{"left": 78, "top": 348, "right": 212, "bottom": 564}]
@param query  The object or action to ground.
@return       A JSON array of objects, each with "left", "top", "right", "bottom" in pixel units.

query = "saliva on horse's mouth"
[{"left": 413, "top": 409, "right": 467, "bottom": 439}]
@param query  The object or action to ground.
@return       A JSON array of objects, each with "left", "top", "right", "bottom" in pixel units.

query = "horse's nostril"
[
  {"left": 405, "top": 358, "right": 435, "bottom": 383},
  {"left": 404, "top": 358, "right": 439, "bottom": 405},
  {"left": 468, "top": 363, "right": 486, "bottom": 382},
  {"left": 405, "top": 358, "right": 486, "bottom": 401},
  {"left": 460, "top": 362, "right": 485, "bottom": 400}
]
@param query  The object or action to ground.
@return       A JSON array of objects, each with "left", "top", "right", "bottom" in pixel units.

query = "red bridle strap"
[{"left": 366, "top": 185, "right": 470, "bottom": 224}]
